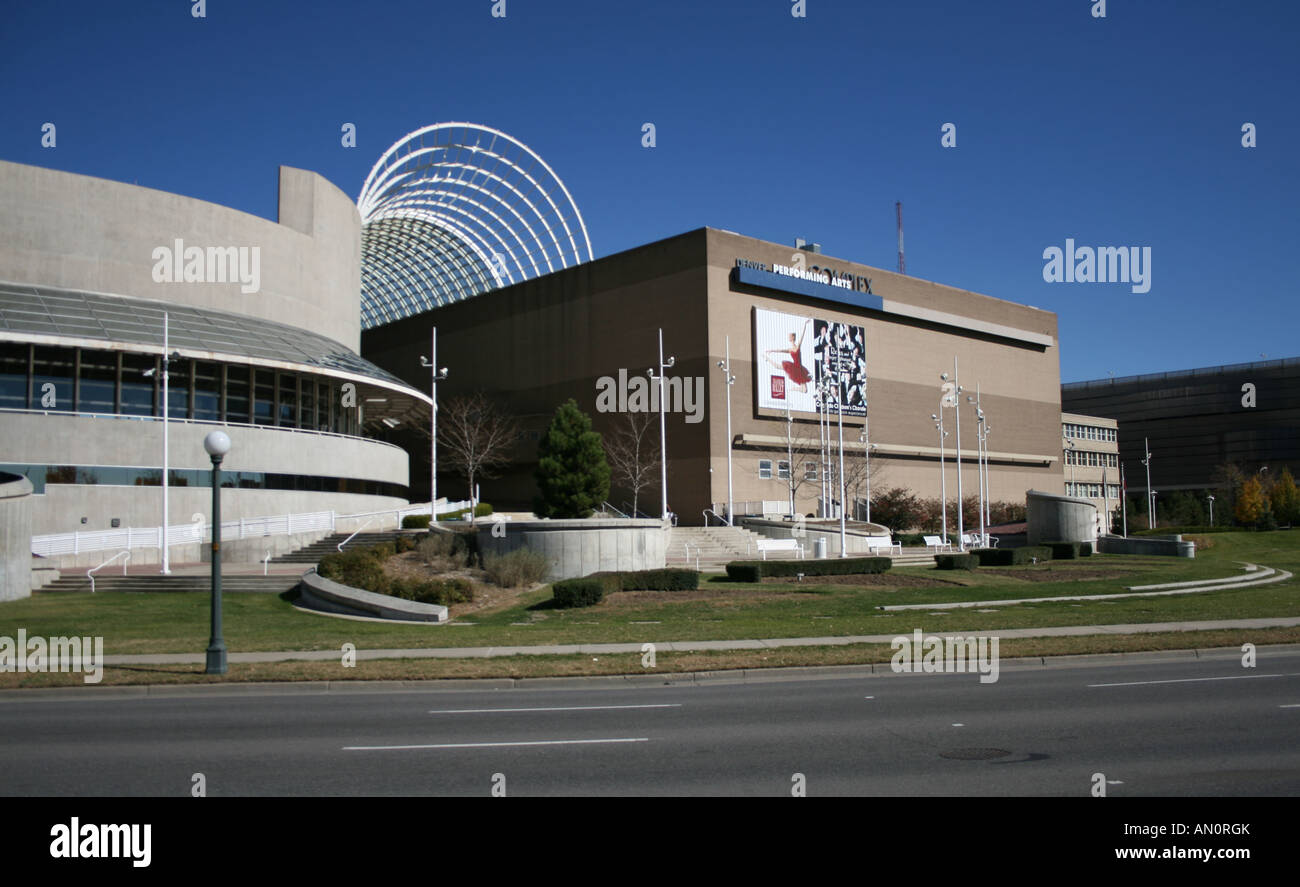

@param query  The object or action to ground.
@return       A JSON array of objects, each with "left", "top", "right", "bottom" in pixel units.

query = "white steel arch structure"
[{"left": 357, "top": 123, "right": 593, "bottom": 329}]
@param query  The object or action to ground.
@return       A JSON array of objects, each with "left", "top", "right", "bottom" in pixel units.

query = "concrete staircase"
[
  {"left": 270, "top": 531, "right": 407, "bottom": 564},
  {"left": 39, "top": 573, "right": 304, "bottom": 594},
  {"left": 666, "top": 525, "right": 768, "bottom": 570}
]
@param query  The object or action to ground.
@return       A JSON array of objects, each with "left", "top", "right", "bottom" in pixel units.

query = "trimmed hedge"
[
  {"left": 1133, "top": 525, "right": 1235, "bottom": 536},
  {"left": 440, "top": 503, "right": 495, "bottom": 521},
  {"left": 581, "top": 569, "right": 700, "bottom": 592},
  {"left": 970, "top": 546, "right": 1052, "bottom": 566},
  {"left": 1079, "top": 541, "right": 1093, "bottom": 557},
  {"left": 1044, "top": 541, "right": 1080, "bottom": 560},
  {"left": 723, "top": 557, "right": 891, "bottom": 582},
  {"left": 935, "top": 553, "right": 977, "bottom": 570},
  {"left": 725, "top": 564, "right": 763, "bottom": 583},
  {"left": 401, "top": 514, "right": 432, "bottom": 529},
  {"left": 551, "top": 578, "right": 604, "bottom": 608}
]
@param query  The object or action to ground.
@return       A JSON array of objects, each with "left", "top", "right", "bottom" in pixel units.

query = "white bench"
[
  {"left": 756, "top": 538, "right": 805, "bottom": 560},
  {"left": 963, "top": 533, "right": 1000, "bottom": 549},
  {"left": 923, "top": 535, "right": 953, "bottom": 553},
  {"left": 868, "top": 539, "right": 902, "bottom": 556}
]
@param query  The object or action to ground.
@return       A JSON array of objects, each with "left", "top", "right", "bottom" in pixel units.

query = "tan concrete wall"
[
  {"left": 705, "top": 229, "right": 1063, "bottom": 517},
  {"left": 0, "top": 161, "right": 361, "bottom": 351}
]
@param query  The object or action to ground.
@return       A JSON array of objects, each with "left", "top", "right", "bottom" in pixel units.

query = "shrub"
[
  {"left": 1045, "top": 541, "right": 1080, "bottom": 560},
  {"left": 440, "top": 503, "right": 494, "bottom": 521},
  {"left": 551, "top": 578, "right": 604, "bottom": 608},
  {"left": 587, "top": 571, "right": 626, "bottom": 594},
  {"left": 534, "top": 399, "right": 612, "bottom": 518},
  {"left": 389, "top": 577, "right": 474, "bottom": 606},
  {"left": 402, "top": 514, "right": 432, "bottom": 529},
  {"left": 619, "top": 569, "right": 699, "bottom": 591},
  {"left": 394, "top": 534, "right": 417, "bottom": 553},
  {"left": 725, "top": 563, "right": 763, "bottom": 583},
  {"left": 1078, "top": 541, "right": 1093, "bottom": 557},
  {"left": 318, "top": 546, "right": 391, "bottom": 594},
  {"left": 970, "top": 546, "right": 1051, "bottom": 566},
  {"left": 482, "top": 547, "right": 551, "bottom": 587},
  {"left": 723, "top": 558, "right": 891, "bottom": 580},
  {"left": 935, "top": 553, "right": 977, "bottom": 570},
  {"left": 418, "top": 531, "right": 473, "bottom": 568}
]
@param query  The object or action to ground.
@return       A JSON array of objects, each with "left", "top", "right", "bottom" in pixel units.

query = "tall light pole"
[
  {"left": 968, "top": 390, "right": 987, "bottom": 546},
  {"left": 1141, "top": 437, "right": 1154, "bottom": 530},
  {"left": 419, "top": 327, "right": 449, "bottom": 521},
  {"left": 942, "top": 364, "right": 964, "bottom": 548},
  {"left": 835, "top": 371, "right": 847, "bottom": 557},
  {"left": 716, "top": 336, "right": 735, "bottom": 525},
  {"left": 1207, "top": 494, "right": 1216, "bottom": 527},
  {"left": 646, "top": 328, "right": 675, "bottom": 521},
  {"left": 203, "top": 430, "right": 231, "bottom": 675},
  {"left": 859, "top": 427, "right": 875, "bottom": 524},
  {"left": 142, "top": 313, "right": 177, "bottom": 573},
  {"left": 1064, "top": 438, "right": 1076, "bottom": 494},
  {"left": 932, "top": 412, "right": 948, "bottom": 541}
]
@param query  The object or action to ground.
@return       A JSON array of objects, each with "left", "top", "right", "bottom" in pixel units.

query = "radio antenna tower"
[{"left": 896, "top": 201, "right": 905, "bottom": 275}]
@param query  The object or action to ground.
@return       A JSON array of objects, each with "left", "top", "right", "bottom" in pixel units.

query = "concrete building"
[
  {"left": 1061, "top": 357, "right": 1300, "bottom": 493},
  {"left": 1061, "top": 412, "right": 1120, "bottom": 533},
  {"left": 363, "top": 227, "right": 1067, "bottom": 527},
  {"left": 0, "top": 159, "right": 430, "bottom": 557}
]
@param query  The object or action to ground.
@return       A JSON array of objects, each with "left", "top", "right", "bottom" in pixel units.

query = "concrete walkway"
[{"left": 102, "top": 616, "right": 1300, "bottom": 666}]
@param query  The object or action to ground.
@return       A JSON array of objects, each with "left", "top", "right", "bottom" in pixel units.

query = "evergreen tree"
[{"left": 534, "top": 399, "right": 611, "bottom": 518}]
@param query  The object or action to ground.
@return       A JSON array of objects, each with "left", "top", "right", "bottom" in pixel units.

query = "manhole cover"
[{"left": 940, "top": 747, "right": 1013, "bottom": 760}]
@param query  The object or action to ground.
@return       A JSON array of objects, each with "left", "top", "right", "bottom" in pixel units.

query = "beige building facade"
[
  {"left": 1061, "top": 412, "right": 1122, "bottom": 533},
  {"left": 365, "top": 227, "right": 1068, "bottom": 526}
]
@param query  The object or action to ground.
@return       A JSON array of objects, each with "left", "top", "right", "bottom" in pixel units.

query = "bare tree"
[
  {"left": 777, "top": 415, "right": 823, "bottom": 517},
  {"left": 840, "top": 441, "right": 887, "bottom": 522},
  {"left": 437, "top": 392, "right": 518, "bottom": 523},
  {"left": 603, "top": 411, "right": 659, "bottom": 517}
]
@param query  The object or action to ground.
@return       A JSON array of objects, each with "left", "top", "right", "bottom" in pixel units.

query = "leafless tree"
[
  {"left": 777, "top": 415, "right": 823, "bottom": 517},
  {"left": 436, "top": 392, "right": 518, "bottom": 523},
  {"left": 603, "top": 411, "right": 660, "bottom": 517}
]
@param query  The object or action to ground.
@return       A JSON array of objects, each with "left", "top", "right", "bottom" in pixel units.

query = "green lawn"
[{"left": 2, "top": 530, "right": 1297, "bottom": 657}]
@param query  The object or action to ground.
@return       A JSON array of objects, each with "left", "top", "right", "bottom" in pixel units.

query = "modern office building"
[
  {"left": 0, "top": 159, "right": 430, "bottom": 554},
  {"left": 1061, "top": 412, "right": 1120, "bottom": 532},
  {"left": 1062, "top": 358, "right": 1300, "bottom": 493},
  {"left": 363, "top": 227, "right": 1068, "bottom": 526}
]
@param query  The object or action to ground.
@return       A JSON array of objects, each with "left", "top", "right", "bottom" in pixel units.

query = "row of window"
[
  {"left": 1063, "top": 422, "right": 1117, "bottom": 442},
  {"left": 0, "top": 343, "right": 361, "bottom": 436},
  {"left": 0, "top": 463, "right": 408, "bottom": 499},
  {"left": 1065, "top": 449, "right": 1119, "bottom": 468},
  {"left": 758, "top": 459, "right": 820, "bottom": 481},
  {"left": 1066, "top": 482, "right": 1121, "bottom": 500}
]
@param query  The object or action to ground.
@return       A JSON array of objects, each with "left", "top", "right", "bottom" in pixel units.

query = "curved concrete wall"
[
  {"left": 741, "top": 518, "right": 892, "bottom": 557},
  {"left": 1026, "top": 489, "right": 1098, "bottom": 545},
  {"left": 0, "top": 473, "right": 34, "bottom": 602},
  {"left": 476, "top": 519, "right": 667, "bottom": 581},
  {"left": 0, "top": 160, "right": 361, "bottom": 351},
  {"left": 2, "top": 412, "right": 408, "bottom": 538}
]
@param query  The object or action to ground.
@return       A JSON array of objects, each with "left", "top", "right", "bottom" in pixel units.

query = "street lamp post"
[
  {"left": 646, "top": 328, "right": 675, "bottom": 521},
  {"left": 835, "top": 375, "right": 847, "bottom": 557},
  {"left": 1064, "top": 438, "right": 1076, "bottom": 494},
  {"left": 1207, "top": 494, "right": 1216, "bottom": 527},
  {"left": 142, "top": 313, "right": 179, "bottom": 574},
  {"left": 203, "top": 430, "right": 231, "bottom": 675},
  {"left": 968, "top": 387, "right": 988, "bottom": 546},
  {"left": 932, "top": 412, "right": 948, "bottom": 541},
  {"left": 1141, "top": 437, "right": 1154, "bottom": 530},
  {"left": 859, "top": 427, "right": 875, "bottom": 524},
  {"left": 716, "top": 336, "right": 736, "bottom": 525},
  {"left": 419, "top": 327, "right": 449, "bottom": 522},
  {"left": 941, "top": 364, "right": 964, "bottom": 548}
]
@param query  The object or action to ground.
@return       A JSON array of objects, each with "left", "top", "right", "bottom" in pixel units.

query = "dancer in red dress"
[{"left": 763, "top": 319, "right": 813, "bottom": 393}]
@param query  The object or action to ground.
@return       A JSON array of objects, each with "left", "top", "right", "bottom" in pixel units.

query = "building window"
[
  {"left": 777, "top": 460, "right": 791, "bottom": 480},
  {"left": 193, "top": 361, "right": 220, "bottom": 421},
  {"left": 32, "top": 346, "right": 74, "bottom": 412},
  {"left": 253, "top": 369, "right": 275, "bottom": 425},
  {"left": 759, "top": 460, "right": 773, "bottom": 480},
  {"left": 0, "top": 342, "right": 29, "bottom": 410},
  {"left": 804, "top": 461, "right": 818, "bottom": 480},
  {"left": 226, "top": 365, "right": 250, "bottom": 424}
]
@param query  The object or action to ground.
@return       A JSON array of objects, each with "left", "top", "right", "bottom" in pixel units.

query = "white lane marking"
[
  {"left": 345, "top": 737, "right": 650, "bottom": 751},
  {"left": 1281, "top": 704, "right": 1300, "bottom": 708},
  {"left": 428, "top": 704, "right": 682, "bottom": 714},
  {"left": 952, "top": 723, "right": 964, "bottom": 727},
  {"left": 863, "top": 696, "right": 875, "bottom": 700},
  {"left": 1088, "top": 672, "right": 1300, "bottom": 688}
]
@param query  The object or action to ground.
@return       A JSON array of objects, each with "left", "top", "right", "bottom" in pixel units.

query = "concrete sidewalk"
[{"left": 101, "top": 616, "right": 1300, "bottom": 665}]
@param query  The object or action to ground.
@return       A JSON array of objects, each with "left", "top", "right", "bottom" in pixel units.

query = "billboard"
[{"left": 755, "top": 307, "right": 866, "bottom": 417}]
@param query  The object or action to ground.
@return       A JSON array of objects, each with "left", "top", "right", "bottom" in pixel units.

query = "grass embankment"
[{"left": 0, "top": 531, "right": 1297, "bottom": 687}]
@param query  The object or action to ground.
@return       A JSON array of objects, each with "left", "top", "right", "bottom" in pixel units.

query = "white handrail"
[
  {"left": 88, "top": 550, "right": 130, "bottom": 593},
  {"left": 338, "top": 517, "right": 377, "bottom": 551},
  {"left": 702, "top": 508, "right": 728, "bottom": 526},
  {"left": 263, "top": 550, "right": 272, "bottom": 576}
]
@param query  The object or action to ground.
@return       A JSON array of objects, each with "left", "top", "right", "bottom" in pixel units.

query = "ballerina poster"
[{"left": 755, "top": 307, "right": 866, "bottom": 417}]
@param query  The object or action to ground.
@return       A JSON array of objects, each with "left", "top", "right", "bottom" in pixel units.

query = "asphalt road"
[{"left": 3, "top": 650, "right": 1298, "bottom": 796}]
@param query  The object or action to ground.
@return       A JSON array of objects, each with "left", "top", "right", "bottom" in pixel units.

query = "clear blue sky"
[{"left": 3, "top": 0, "right": 1296, "bottom": 382}]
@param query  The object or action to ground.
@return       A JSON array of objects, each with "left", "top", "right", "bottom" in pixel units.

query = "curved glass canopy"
[{"left": 357, "top": 123, "right": 593, "bottom": 329}]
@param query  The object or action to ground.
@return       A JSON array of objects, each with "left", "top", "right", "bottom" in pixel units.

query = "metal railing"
[
  {"left": 87, "top": 550, "right": 130, "bottom": 593},
  {"left": 702, "top": 508, "right": 729, "bottom": 526},
  {"left": 337, "top": 517, "right": 377, "bottom": 551}
]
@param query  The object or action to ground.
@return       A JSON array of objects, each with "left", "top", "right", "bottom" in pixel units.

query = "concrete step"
[{"left": 40, "top": 575, "right": 303, "bottom": 594}]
